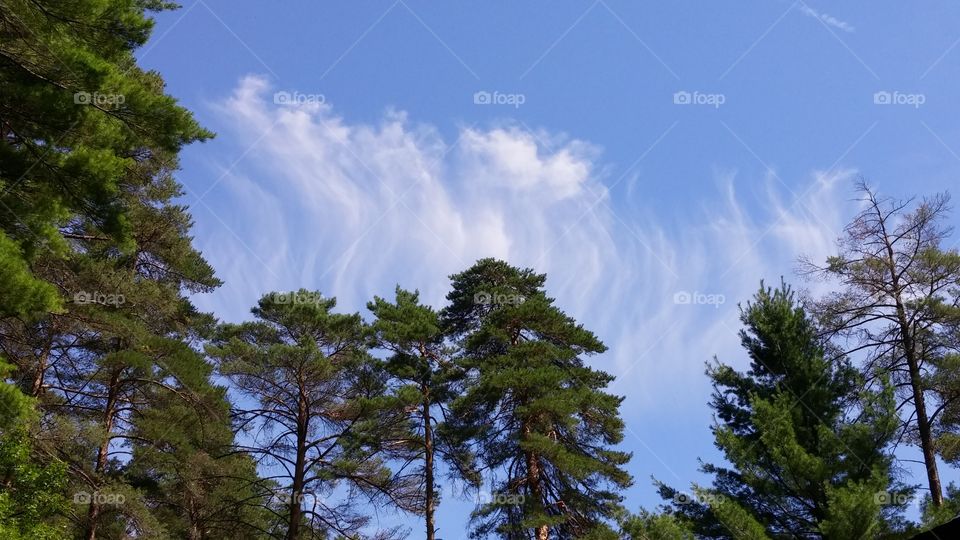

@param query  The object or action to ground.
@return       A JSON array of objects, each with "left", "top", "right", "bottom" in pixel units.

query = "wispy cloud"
[
  {"left": 799, "top": 4, "right": 855, "bottom": 33},
  {"left": 193, "top": 75, "right": 856, "bottom": 417}
]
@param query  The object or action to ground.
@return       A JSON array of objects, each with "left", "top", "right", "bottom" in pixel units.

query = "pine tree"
[
  {"left": 0, "top": 0, "right": 212, "bottom": 318},
  {"left": 0, "top": 361, "right": 68, "bottom": 539},
  {"left": 126, "top": 344, "right": 274, "bottom": 540},
  {"left": 657, "top": 282, "right": 906, "bottom": 539},
  {"left": 441, "top": 258, "right": 632, "bottom": 539},
  {"left": 801, "top": 182, "right": 960, "bottom": 508},
  {"left": 208, "top": 291, "right": 413, "bottom": 540},
  {"left": 0, "top": 1, "right": 250, "bottom": 536},
  {"left": 2, "top": 160, "right": 224, "bottom": 538},
  {"left": 620, "top": 510, "right": 695, "bottom": 540},
  {"left": 0, "top": 168, "right": 224, "bottom": 538},
  {"left": 368, "top": 287, "right": 474, "bottom": 540},
  {"left": 368, "top": 287, "right": 445, "bottom": 540}
]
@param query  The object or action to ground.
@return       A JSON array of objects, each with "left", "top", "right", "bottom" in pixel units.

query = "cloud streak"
[
  {"left": 799, "top": 5, "right": 856, "bottom": 33},
  {"left": 192, "top": 75, "right": 858, "bottom": 415}
]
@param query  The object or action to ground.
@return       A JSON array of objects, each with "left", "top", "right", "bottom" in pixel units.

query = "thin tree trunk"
[
  {"left": 288, "top": 390, "right": 308, "bottom": 540},
  {"left": 524, "top": 422, "right": 548, "bottom": 540},
  {"left": 885, "top": 236, "right": 944, "bottom": 507},
  {"left": 188, "top": 495, "right": 202, "bottom": 540},
  {"left": 528, "top": 450, "right": 548, "bottom": 540},
  {"left": 30, "top": 345, "right": 49, "bottom": 397},
  {"left": 518, "top": 328, "right": 549, "bottom": 540},
  {"left": 85, "top": 368, "right": 121, "bottom": 540},
  {"left": 422, "top": 385, "right": 435, "bottom": 540},
  {"left": 898, "top": 307, "right": 943, "bottom": 506},
  {"left": 909, "top": 352, "right": 943, "bottom": 507}
]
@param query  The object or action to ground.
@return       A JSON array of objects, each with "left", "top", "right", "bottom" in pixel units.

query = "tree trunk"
[
  {"left": 886, "top": 238, "right": 944, "bottom": 507},
  {"left": 288, "top": 391, "right": 308, "bottom": 539},
  {"left": 898, "top": 314, "right": 943, "bottom": 507},
  {"left": 85, "top": 368, "right": 122, "bottom": 540},
  {"left": 909, "top": 353, "right": 943, "bottom": 507},
  {"left": 422, "top": 385, "right": 435, "bottom": 540},
  {"left": 188, "top": 495, "right": 202, "bottom": 540},
  {"left": 524, "top": 423, "right": 548, "bottom": 540},
  {"left": 528, "top": 451, "right": 548, "bottom": 540},
  {"left": 30, "top": 345, "right": 49, "bottom": 397}
]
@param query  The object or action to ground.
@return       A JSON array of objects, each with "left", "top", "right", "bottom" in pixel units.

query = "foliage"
[
  {"left": 802, "top": 182, "right": 960, "bottom": 508},
  {"left": 655, "top": 281, "right": 906, "bottom": 539},
  {"left": 621, "top": 509, "right": 696, "bottom": 540},
  {"left": 0, "top": 363, "right": 68, "bottom": 539},
  {"left": 208, "top": 291, "right": 412, "bottom": 539},
  {"left": 441, "top": 258, "right": 632, "bottom": 539}
]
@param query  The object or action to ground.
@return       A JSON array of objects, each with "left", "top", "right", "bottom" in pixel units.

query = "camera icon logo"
[
  {"left": 473, "top": 91, "right": 492, "bottom": 105},
  {"left": 873, "top": 91, "right": 892, "bottom": 105},
  {"left": 873, "top": 491, "right": 910, "bottom": 505},
  {"left": 673, "top": 91, "right": 692, "bottom": 105}
]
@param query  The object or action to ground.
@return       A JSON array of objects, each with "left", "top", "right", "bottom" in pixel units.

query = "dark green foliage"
[
  {"left": 656, "top": 281, "right": 906, "bottom": 539},
  {"left": 441, "top": 258, "right": 632, "bottom": 539},
  {"left": 126, "top": 344, "right": 275, "bottom": 539},
  {"left": 0, "top": 1, "right": 261, "bottom": 537},
  {"left": 209, "top": 291, "right": 412, "bottom": 539},
  {"left": 369, "top": 287, "right": 471, "bottom": 540},
  {"left": 0, "top": 0, "right": 212, "bottom": 317}
]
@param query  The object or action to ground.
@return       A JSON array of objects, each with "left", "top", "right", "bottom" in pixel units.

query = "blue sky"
[{"left": 139, "top": 1, "right": 960, "bottom": 536}]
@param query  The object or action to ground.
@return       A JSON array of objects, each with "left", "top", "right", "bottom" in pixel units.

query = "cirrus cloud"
[{"left": 191, "top": 74, "right": 857, "bottom": 418}]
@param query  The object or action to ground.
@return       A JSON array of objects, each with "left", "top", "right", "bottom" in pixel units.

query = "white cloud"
[
  {"left": 799, "top": 5, "right": 855, "bottom": 33},
  {"left": 458, "top": 127, "right": 596, "bottom": 200},
  {"left": 193, "top": 74, "right": 857, "bottom": 417}
]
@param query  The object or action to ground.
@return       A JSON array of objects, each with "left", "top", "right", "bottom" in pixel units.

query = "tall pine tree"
[
  {"left": 657, "top": 282, "right": 906, "bottom": 539},
  {"left": 0, "top": 1, "right": 266, "bottom": 537},
  {"left": 0, "top": 0, "right": 212, "bottom": 317},
  {"left": 441, "top": 258, "right": 632, "bottom": 539},
  {"left": 126, "top": 344, "right": 274, "bottom": 540},
  {"left": 208, "top": 291, "right": 415, "bottom": 540},
  {"left": 801, "top": 182, "right": 960, "bottom": 508},
  {"left": 369, "top": 287, "right": 469, "bottom": 540}
]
